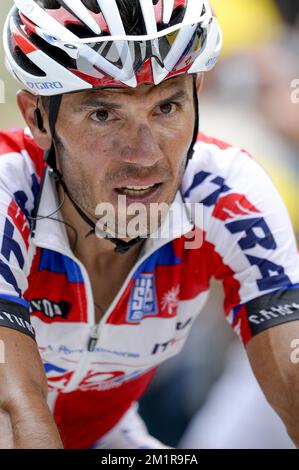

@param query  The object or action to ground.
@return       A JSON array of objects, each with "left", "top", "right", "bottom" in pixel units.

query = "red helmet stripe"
[
  {"left": 44, "top": 6, "right": 109, "bottom": 34},
  {"left": 154, "top": 1, "right": 163, "bottom": 24},
  {"left": 173, "top": 0, "right": 187, "bottom": 9},
  {"left": 12, "top": 25, "right": 38, "bottom": 55},
  {"left": 19, "top": 12, "right": 38, "bottom": 35}
]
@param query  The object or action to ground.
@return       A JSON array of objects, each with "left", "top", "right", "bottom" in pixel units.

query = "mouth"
[{"left": 114, "top": 183, "right": 163, "bottom": 201}]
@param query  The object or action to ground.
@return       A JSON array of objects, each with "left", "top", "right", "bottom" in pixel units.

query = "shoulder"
[
  {"left": 184, "top": 132, "right": 253, "bottom": 182},
  {"left": 0, "top": 128, "right": 44, "bottom": 220},
  {"left": 182, "top": 131, "right": 274, "bottom": 202},
  {"left": 0, "top": 127, "right": 45, "bottom": 180}
]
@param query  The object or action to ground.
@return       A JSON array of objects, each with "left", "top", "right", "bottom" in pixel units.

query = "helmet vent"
[
  {"left": 30, "top": 33, "right": 75, "bottom": 69},
  {"left": 14, "top": 46, "right": 47, "bottom": 77},
  {"left": 169, "top": 6, "right": 185, "bottom": 26},
  {"left": 65, "top": 22, "right": 98, "bottom": 38},
  {"left": 36, "top": 0, "right": 61, "bottom": 9},
  {"left": 81, "top": 0, "right": 102, "bottom": 14}
]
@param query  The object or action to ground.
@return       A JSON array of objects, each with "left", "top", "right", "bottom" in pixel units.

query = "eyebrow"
[
  {"left": 74, "top": 90, "right": 190, "bottom": 111},
  {"left": 156, "top": 90, "right": 190, "bottom": 107}
]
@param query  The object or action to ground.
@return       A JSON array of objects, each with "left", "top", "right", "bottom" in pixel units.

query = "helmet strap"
[
  {"left": 43, "top": 95, "right": 144, "bottom": 254},
  {"left": 42, "top": 77, "right": 199, "bottom": 254},
  {"left": 44, "top": 94, "right": 62, "bottom": 173},
  {"left": 186, "top": 74, "right": 200, "bottom": 166}
]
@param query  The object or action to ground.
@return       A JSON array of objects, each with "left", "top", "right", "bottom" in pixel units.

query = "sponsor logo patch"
[
  {"left": 249, "top": 302, "right": 299, "bottom": 325},
  {"left": 30, "top": 298, "right": 71, "bottom": 319},
  {"left": 127, "top": 273, "right": 158, "bottom": 323},
  {"left": 244, "top": 287, "right": 299, "bottom": 337},
  {"left": 161, "top": 285, "right": 180, "bottom": 315}
]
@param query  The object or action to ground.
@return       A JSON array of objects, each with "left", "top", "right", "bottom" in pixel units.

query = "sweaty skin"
[
  {"left": 21, "top": 75, "right": 199, "bottom": 323},
  {"left": 247, "top": 322, "right": 299, "bottom": 447},
  {"left": 0, "top": 328, "right": 63, "bottom": 448},
  {"left": 54, "top": 74, "right": 197, "bottom": 243},
  {"left": 3, "top": 72, "right": 299, "bottom": 449},
  {"left": 0, "top": 75, "right": 199, "bottom": 448}
]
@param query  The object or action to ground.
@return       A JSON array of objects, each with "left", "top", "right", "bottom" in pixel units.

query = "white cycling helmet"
[
  {"left": 3, "top": 0, "right": 222, "bottom": 95},
  {"left": 3, "top": 1, "right": 223, "bottom": 254}
]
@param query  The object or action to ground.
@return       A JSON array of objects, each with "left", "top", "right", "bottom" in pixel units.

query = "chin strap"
[
  {"left": 42, "top": 76, "right": 199, "bottom": 254},
  {"left": 186, "top": 74, "right": 200, "bottom": 166},
  {"left": 51, "top": 167, "right": 144, "bottom": 254},
  {"left": 44, "top": 95, "right": 144, "bottom": 254}
]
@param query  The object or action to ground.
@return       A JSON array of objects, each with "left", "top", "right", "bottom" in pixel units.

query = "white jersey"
[{"left": 1, "top": 128, "right": 299, "bottom": 448}]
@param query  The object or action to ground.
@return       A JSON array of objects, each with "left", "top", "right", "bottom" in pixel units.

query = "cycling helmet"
[
  {"left": 4, "top": 0, "right": 222, "bottom": 93},
  {"left": 3, "top": 1, "right": 222, "bottom": 253}
]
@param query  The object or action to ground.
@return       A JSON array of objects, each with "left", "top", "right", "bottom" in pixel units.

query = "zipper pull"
[{"left": 87, "top": 325, "right": 99, "bottom": 352}]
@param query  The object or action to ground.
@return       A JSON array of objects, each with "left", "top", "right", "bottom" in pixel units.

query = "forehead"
[{"left": 64, "top": 75, "right": 193, "bottom": 105}]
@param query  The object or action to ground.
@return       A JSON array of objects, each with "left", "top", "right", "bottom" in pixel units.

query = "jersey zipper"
[
  {"left": 62, "top": 243, "right": 166, "bottom": 391},
  {"left": 87, "top": 324, "right": 100, "bottom": 352},
  {"left": 83, "top": 238, "right": 176, "bottom": 356},
  {"left": 32, "top": 175, "right": 193, "bottom": 391},
  {"left": 34, "top": 230, "right": 189, "bottom": 391}
]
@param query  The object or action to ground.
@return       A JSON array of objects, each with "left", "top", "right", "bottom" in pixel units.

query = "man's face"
[{"left": 55, "top": 74, "right": 196, "bottom": 238}]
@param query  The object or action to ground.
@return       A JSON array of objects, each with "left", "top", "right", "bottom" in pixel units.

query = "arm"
[
  {"left": 0, "top": 131, "right": 62, "bottom": 447},
  {"left": 246, "top": 321, "right": 299, "bottom": 447},
  {"left": 0, "top": 327, "right": 63, "bottom": 449},
  {"left": 194, "top": 144, "right": 299, "bottom": 445}
]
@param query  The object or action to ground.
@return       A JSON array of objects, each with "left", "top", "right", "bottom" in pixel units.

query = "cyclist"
[{"left": 0, "top": 0, "right": 299, "bottom": 449}]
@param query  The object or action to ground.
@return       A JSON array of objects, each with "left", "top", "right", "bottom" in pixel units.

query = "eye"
[
  {"left": 90, "top": 109, "right": 112, "bottom": 123},
  {"left": 157, "top": 102, "right": 178, "bottom": 116}
]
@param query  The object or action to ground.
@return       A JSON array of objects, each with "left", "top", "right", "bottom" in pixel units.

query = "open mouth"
[
  {"left": 116, "top": 184, "right": 158, "bottom": 196},
  {"left": 115, "top": 183, "right": 163, "bottom": 199}
]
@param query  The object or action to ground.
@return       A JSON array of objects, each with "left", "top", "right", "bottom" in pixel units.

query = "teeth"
[
  {"left": 118, "top": 184, "right": 157, "bottom": 196},
  {"left": 124, "top": 184, "right": 155, "bottom": 191}
]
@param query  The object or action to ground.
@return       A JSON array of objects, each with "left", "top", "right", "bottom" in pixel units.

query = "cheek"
[
  {"left": 58, "top": 137, "right": 110, "bottom": 197},
  {"left": 71, "top": 138, "right": 112, "bottom": 174},
  {"left": 157, "top": 107, "right": 195, "bottom": 144},
  {"left": 158, "top": 120, "right": 194, "bottom": 165},
  {"left": 59, "top": 116, "right": 112, "bottom": 163}
]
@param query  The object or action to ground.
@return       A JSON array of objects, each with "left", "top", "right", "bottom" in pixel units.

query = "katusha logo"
[{"left": 161, "top": 285, "right": 180, "bottom": 315}]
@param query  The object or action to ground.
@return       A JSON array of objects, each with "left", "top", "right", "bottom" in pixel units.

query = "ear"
[
  {"left": 196, "top": 73, "right": 205, "bottom": 95},
  {"left": 16, "top": 90, "right": 52, "bottom": 150}
]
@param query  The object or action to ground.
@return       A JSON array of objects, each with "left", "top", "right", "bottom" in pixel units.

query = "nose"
[{"left": 120, "top": 122, "right": 164, "bottom": 167}]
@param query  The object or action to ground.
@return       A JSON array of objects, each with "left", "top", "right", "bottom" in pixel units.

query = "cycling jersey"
[
  {"left": 1, "top": 127, "right": 299, "bottom": 449},
  {"left": 92, "top": 402, "right": 171, "bottom": 449}
]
